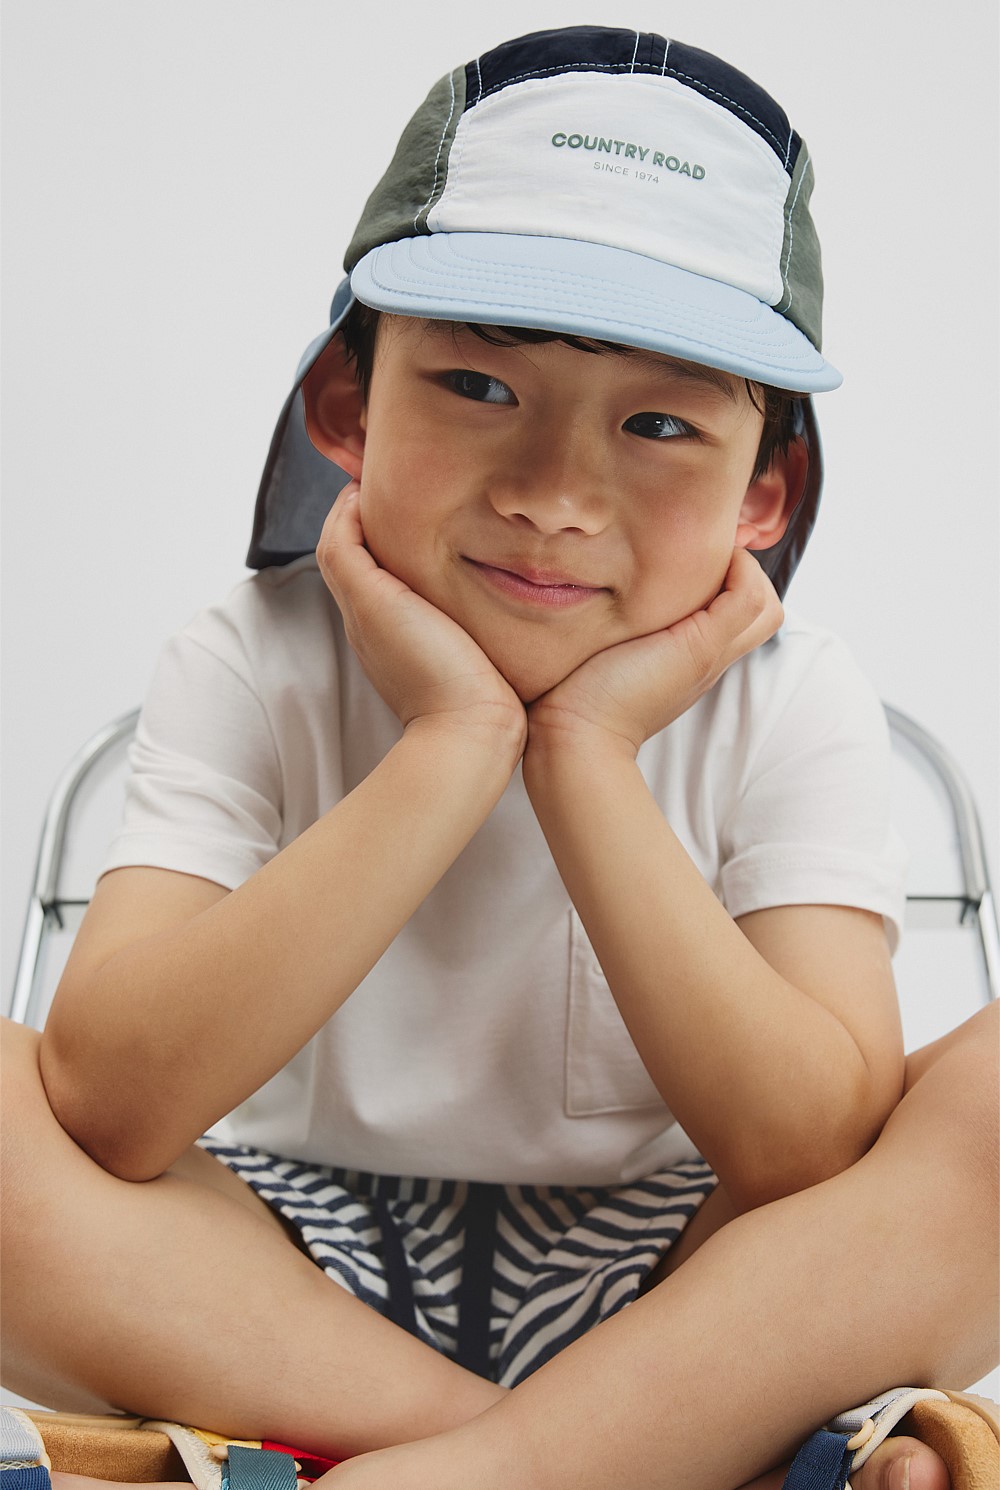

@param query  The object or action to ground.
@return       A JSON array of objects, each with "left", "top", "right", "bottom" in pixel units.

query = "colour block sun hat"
[{"left": 248, "top": 24, "right": 840, "bottom": 597}]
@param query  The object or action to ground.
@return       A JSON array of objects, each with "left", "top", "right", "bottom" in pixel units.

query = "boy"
[{"left": 2, "top": 23, "right": 997, "bottom": 1490}]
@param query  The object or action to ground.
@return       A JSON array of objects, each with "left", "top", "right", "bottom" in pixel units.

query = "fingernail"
[{"left": 888, "top": 1452, "right": 912, "bottom": 1490}]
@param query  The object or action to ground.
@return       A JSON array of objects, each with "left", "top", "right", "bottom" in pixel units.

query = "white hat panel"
[{"left": 427, "top": 73, "right": 789, "bottom": 307}]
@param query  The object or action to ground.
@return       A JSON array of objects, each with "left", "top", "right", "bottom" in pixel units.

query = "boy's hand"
[
  {"left": 317, "top": 485, "right": 527, "bottom": 751},
  {"left": 525, "top": 549, "right": 782, "bottom": 763}
]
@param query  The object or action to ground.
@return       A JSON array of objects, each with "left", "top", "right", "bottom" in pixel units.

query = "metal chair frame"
[
  {"left": 7, "top": 703, "right": 999, "bottom": 1030},
  {"left": 9, "top": 707, "right": 140, "bottom": 1027}
]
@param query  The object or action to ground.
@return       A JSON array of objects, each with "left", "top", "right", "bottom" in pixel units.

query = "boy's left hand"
[{"left": 525, "top": 549, "right": 783, "bottom": 762}]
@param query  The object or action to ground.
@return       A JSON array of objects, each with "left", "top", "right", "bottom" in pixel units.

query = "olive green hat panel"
[
  {"left": 344, "top": 67, "right": 468, "bottom": 271},
  {"left": 777, "top": 143, "right": 824, "bottom": 353}
]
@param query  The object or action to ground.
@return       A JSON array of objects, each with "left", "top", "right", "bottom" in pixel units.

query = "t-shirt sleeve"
[
  {"left": 101, "top": 628, "right": 284, "bottom": 890},
  {"left": 716, "top": 628, "right": 908, "bottom": 953}
]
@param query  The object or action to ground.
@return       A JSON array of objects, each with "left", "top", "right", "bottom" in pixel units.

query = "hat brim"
[{"left": 350, "top": 232, "right": 841, "bottom": 395}]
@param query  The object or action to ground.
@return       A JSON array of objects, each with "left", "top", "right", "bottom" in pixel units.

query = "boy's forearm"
[
  {"left": 523, "top": 742, "right": 886, "bottom": 1210},
  {"left": 42, "top": 718, "right": 522, "bottom": 1180}
]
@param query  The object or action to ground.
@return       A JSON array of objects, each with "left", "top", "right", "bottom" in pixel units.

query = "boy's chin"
[
  {"left": 481, "top": 635, "right": 589, "bottom": 705},
  {"left": 492, "top": 660, "right": 556, "bottom": 706}
]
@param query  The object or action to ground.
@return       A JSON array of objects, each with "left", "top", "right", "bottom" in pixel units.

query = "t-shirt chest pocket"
[{"left": 564, "top": 909, "right": 667, "bottom": 1116}]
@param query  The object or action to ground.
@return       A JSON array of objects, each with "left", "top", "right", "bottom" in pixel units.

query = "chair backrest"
[
  {"left": 883, "top": 705, "right": 998, "bottom": 1049},
  {"left": 8, "top": 709, "right": 139, "bottom": 1031},
  {"left": 7, "top": 704, "right": 998, "bottom": 1039}
]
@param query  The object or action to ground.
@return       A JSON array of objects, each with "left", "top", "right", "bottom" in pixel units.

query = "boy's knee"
[
  {"left": 2, "top": 1019, "right": 82, "bottom": 1222},
  {"left": 1, "top": 1018, "right": 46, "bottom": 1170},
  {"left": 1, "top": 1020, "right": 51, "bottom": 1275},
  {"left": 904, "top": 1003, "right": 999, "bottom": 1196},
  {"left": 961, "top": 1002, "right": 1000, "bottom": 1190},
  {"left": 1, "top": 1019, "right": 110, "bottom": 1243}
]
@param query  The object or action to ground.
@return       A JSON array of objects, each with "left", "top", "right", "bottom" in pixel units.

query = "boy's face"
[{"left": 310, "top": 315, "right": 796, "bottom": 702}]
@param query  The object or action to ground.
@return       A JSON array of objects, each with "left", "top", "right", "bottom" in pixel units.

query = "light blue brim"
[{"left": 350, "top": 232, "right": 842, "bottom": 394}]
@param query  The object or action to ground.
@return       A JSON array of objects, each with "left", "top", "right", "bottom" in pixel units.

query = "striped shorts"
[{"left": 201, "top": 1138, "right": 717, "bottom": 1388}]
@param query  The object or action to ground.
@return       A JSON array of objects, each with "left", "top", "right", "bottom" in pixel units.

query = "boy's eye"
[
  {"left": 446, "top": 370, "right": 516, "bottom": 404},
  {"left": 623, "top": 412, "right": 692, "bottom": 440}
]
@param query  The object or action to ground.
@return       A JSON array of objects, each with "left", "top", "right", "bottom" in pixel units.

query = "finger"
[
  {"left": 318, "top": 481, "right": 363, "bottom": 550},
  {"left": 316, "top": 483, "right": 417, "bottom": 641},
  {"left": 316, "top": 484, "right": 379, "bottom": 589},
  {"left": 706, "top": 550, "right": 783, "bottom": 650}
]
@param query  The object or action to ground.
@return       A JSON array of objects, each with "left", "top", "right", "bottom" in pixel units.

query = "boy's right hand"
[{"left": 317, "top": 484, "right": 527, "bottom": 754}]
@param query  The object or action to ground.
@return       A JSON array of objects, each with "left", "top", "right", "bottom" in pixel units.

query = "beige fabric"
[
  {"left": 909, "top": 1398, "right": 1000, "bottom": 1490},
  {"left": 27, "top": 1412, "right": 188, "bottom": 1483}
]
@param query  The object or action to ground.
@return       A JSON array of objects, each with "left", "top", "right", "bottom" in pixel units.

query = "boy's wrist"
[
  {"left": 525, "top": 710, "right": 638, "bottom": 764},
  {"left": 522, "top": 720, "right": 638, "bottom": 802},
  {"left": 404, "top": 705, "right": 527, "bottom": 770}
]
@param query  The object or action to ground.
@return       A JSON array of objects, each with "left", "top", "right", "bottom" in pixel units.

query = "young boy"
[{"left": 3, "top": 23, "right": 997, "bottom": 1490}]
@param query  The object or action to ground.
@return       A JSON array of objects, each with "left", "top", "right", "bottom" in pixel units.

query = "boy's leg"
[
  {"left": 322, "top": 1002, "right": 998, "bottom": 1489},
  {"left": 0, "top": 1019, "right": 504, "bottom": 1456}
]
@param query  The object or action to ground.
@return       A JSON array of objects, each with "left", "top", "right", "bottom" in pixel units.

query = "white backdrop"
[{"left": 3, "top": 1, "right": 997, "bottom": 996}]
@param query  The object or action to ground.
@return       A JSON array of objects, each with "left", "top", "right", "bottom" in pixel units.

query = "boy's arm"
[
  {"left": 41, "top": 488, "right": 526, "bottom": 1181},
  {"left": 521, "top": 550, "right": 905, "bottom": 1213}
]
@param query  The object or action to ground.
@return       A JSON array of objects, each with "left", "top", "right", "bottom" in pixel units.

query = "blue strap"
[
  {"left": 0, "top": 1470, "right": 52, "bottom": 1490},
  {"left": 375, "top": 1196, "right": 420, "bottom": 1339},
  {"left": 455, "top": 1182, "right": 501, "bottom": 1380},
  {"left": 375, "top": 1181, "right": 502, "bottom": 1381},
  {"left": 782, "top": 1428, "right": 855, "bottom": 1490},
  {"left": 221, "top": 1446, "right": 299, "bottom": 1490}
]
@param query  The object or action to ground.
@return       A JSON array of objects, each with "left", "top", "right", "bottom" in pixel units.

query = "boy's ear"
[
  {"left": 301, "top": 333, "right": 366, "bottom": 479},
  {"left": 735, "top": 436, "right": 809, "bottom": 551}
]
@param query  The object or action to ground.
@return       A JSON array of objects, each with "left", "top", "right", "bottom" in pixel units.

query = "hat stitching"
[
  {"left": 478, "top": 61, "right": 646, "bottom": 96},
  {"left": 473, "top": 55, "right": 483, "bottom": 106},
  {"left": 628, "top": 30, "right": 641, "bottom": 73},
  {"left": 373, "top": 283, "right": 815, "bottom": 367},
  {"left": 413, "top": 238, "right": 788, "bottom": 333},
  {"left": 775, "top": 152, "right": 810, "bottom": 317},
  {"left": 392, "top": 237, "right": 762, "bottom": 326},
  {"left": 414, "top": 68, "right": 460, "bottom": 232},
  {"left": 389, "top": 235, "right": 786, "bottom": 333},
  {"left": 367, "top": 249, "right": 818, "bottom": 362},
  {"left": 662, "top": 67, "right": 788, "bottom": 157},
  {"left": 476, "top": 62, "right": 788, "bottom": 160},
  {"left": 659, "top": 38, "right": 672, "bottom": 75}
]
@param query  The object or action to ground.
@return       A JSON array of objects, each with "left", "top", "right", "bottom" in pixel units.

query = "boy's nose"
[{"left": 489, "top": 429, "right": 613, "bottom": 535}]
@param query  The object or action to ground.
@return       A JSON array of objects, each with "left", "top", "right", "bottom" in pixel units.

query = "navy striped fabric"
[
  {"left": 467, "top": 26, "right": 801, "bottom": 172},
  {"left": 202, "top": 1140, "right": 716, "bottom": 1387}
]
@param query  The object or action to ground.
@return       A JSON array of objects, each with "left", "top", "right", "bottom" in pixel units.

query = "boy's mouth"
[{"left": 464, "top": 557, "right": 607, "bottom": 608}]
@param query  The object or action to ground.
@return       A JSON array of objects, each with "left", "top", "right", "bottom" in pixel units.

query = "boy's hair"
[{"left": 340, "top": 300, "right": 800, "bottom": 484}]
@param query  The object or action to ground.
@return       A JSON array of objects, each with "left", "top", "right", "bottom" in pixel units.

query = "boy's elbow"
[
  {"left": 727, "top": 1137, "right": 866, "bottom": 1212},
  {"left": 726, "top": 1079, "right": 902, "bottom": 1213},
  {"left": 39, "top": 1036, "right": 177, "bottom": 1182}
]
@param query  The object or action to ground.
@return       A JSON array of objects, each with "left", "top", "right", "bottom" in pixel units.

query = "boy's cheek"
[
  {"left": 356, "top": 483, "right": 467, "bottom": 629},
  {"left": 626, "top": 560, "right": 732, "bottom": 639},
  {"left": 356, "top": 483, "right": 409, "bottom": 579}
]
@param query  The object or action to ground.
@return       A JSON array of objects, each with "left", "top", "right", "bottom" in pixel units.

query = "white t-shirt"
[{"left": 103, "top": 556, "right": 907, "bottom": 1185}]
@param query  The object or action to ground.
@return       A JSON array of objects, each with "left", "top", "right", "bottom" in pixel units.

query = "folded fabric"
[
  {"left": 8, "top": 1387, "right": 997, "bottom": 1490},
  {"left": 783, "top": 1388, "right": 1000, "bottom": 1490},
  {"left": 0, "top": 1410, "right": 51, "bottom": 1490},
  {"left": 3, "top": 1411, "right": 342, "bottom": 1490}
]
